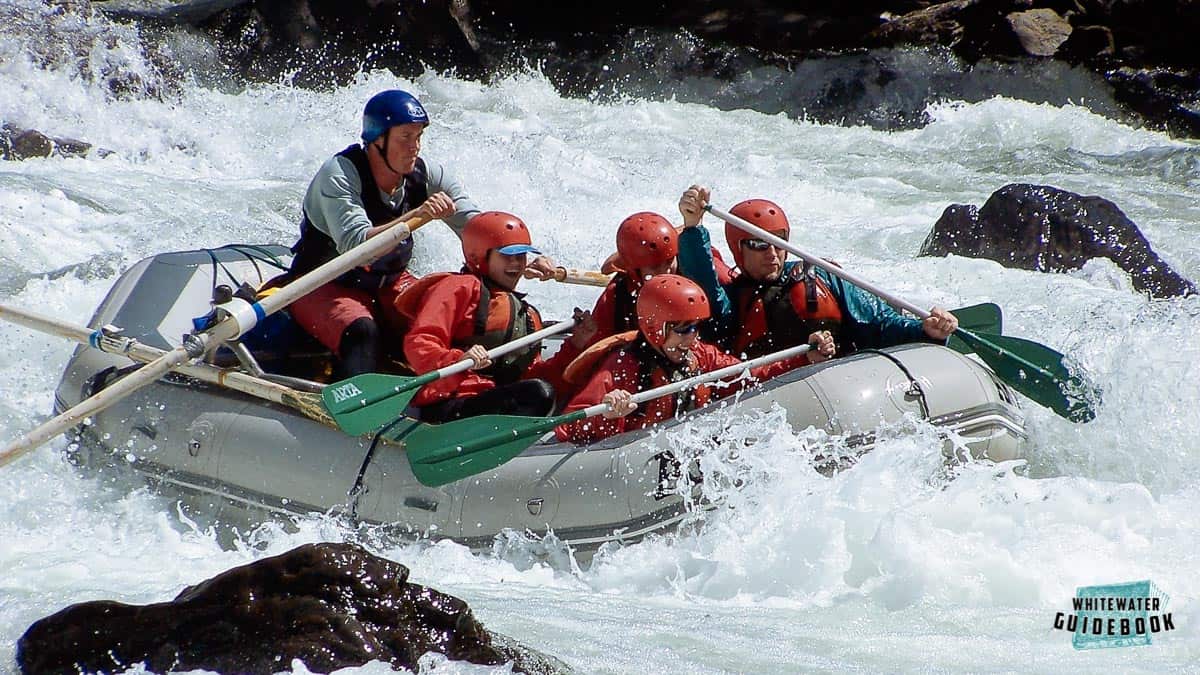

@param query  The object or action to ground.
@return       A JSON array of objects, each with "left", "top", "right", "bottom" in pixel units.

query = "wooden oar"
[
  {"left": 398, "top": 342, "right": 813, "bottom": 487},
  {"left": 0, "top": 304, "right": 336, "bottom": 427},
  {"left": 544, "top": 267, "right": 612, "bottom": 287},
  {"left": 0, "top": 215, "right": 430, "bottom": 467},
  {"left": 2, "top": 294, "right": 577, "bottom": 439},
  {"left": 323, "top": 319, "right": 578, "bottom": 435},
  {"left": 706, "top": 204, "right": 1099, "bottom": 423}
]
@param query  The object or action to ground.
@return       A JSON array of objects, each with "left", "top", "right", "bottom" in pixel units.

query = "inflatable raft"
[{"left": 52, "top": 246, "right": 1026, "bottom": 552}]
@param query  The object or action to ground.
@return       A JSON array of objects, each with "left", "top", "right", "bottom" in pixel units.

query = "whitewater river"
[{"left": 2, "top": 7, "right": 1198, "bottom": 673}]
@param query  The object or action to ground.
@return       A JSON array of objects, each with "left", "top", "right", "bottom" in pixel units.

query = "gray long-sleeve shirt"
[{"left": 301, "top": 152, "right": 480, "bottom": 254}]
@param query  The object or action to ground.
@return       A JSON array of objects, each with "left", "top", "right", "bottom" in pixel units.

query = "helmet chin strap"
[{"left": 372, "top": 134, "right": 404, "bottom": 177}]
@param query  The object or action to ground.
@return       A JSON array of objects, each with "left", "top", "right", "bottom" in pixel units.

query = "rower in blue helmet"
[{"left": 287, "top": 89, "right": 556, "bottom": 378}]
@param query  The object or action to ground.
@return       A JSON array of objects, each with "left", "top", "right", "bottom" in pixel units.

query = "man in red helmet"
[
  {"left": 588, "top": 211, "right": 736, "bottom": 344},
  {"left": 401, "top": 212, "right": 596, "bottom": 422},
  {"left": 676, "top": 185, "right": 958, "bottom": 360},
  {"left": 554, "top": 274, "right": 834, "bottom": 443},
  {"left": 288, "top": 90, "right": 556, "bottom": 379},
  {"left": 586, "top": 212, "right": 680, "bottom": 347}
]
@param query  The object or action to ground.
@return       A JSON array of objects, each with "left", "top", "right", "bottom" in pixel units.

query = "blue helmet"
[{"left": 361, "top": 90, "right": 429, "bottom": 144}]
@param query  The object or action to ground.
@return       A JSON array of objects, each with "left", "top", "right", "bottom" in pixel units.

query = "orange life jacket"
[
  {"left": 730, "top": 263, "right": 843, "bottom": 358},
  {"left": 564, "top": 332, "right": 713, "bottom": 420},
  {"left": 395, "top": 272, "right": 542, "bottom": 385}
]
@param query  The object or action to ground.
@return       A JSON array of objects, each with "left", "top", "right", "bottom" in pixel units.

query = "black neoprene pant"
[
  {"left": 419, "top": 379, "right": 557, "bottom": 423},
  {"left": 335, "top": 317, "right": 380, "bottom": 379}
]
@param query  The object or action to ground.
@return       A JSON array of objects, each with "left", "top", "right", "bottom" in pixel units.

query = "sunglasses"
[
  {"left": 669, "top": 321, "right": 701, "bottom": 335},
  {"left": 740, "top": 238, "right": 784, "bottom": 252}
]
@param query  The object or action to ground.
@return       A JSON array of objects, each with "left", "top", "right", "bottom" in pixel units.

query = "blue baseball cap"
[{"left": 497, "top": 244, "right": 541, "bottom": 256}]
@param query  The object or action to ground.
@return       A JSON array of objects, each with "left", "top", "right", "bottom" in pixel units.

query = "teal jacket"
[{"left": 677, "top": 226, "right": 934, "bottom": 351}]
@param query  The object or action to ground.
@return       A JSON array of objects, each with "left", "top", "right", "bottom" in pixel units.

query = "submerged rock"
[
  {"left": 95, "top": 0, "right": 248, "bottom": 22},
  {"left": 16, "top": 542, "right": 571, "bottom": 674},
  {"left": 0, "top": 125, "right": 105, "bottom": 161},
  {"left": 919, "top": 183, "right": 1196, "bottom": 298}
]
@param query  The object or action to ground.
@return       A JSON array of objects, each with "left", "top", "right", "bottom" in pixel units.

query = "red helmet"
[
  {"left": 616, "top": 212, "right": 678, "bottom": 272},
  {"left": 462, "top": 211, "right": 539, "bottom": 275},
  {"left": 635, "top": 274, "right": 711, "bottom": 348},
  {"left": 724, "top": 198, "right": 790, "bottom": 268}
]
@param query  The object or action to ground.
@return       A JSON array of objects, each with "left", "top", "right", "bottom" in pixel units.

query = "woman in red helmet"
[
  {"left": 554, "top": 275, "right": 833, "bottom": 444},
  {"left": 676, "top": 185, "right": 958, "bottom": 360},
  {"left": 401, "top": 211, "right": 596, "bottom": 423}
]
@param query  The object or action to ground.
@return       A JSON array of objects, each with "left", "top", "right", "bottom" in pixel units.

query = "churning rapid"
[{"left": 1, "top": 3, "right": 1198, "bottom": 672}]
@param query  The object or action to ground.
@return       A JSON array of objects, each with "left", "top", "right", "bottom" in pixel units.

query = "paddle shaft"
[
  {"left": 416, "top": 342, "right": 813, "bottom": 464},
  {"left": 0, "top": 344, "right": 186, "bottom": 467},
  {"left": 0, "top": 215, "right": 429, "bottom": 463},
  {"left": 707, "top": 204, "right": 1098, "bottom": 422},
  {"left": 581, "top": 342, "right": 812, "bottom": 417},
  {"left": 705, "top": 205, "right": 931, "bottom": 318},
  {"left": 341, "top": 319, "right": 579, "bottom": 412},
  {"left": 0, "top": 304, "right": 331, "bottom": 424},
  {"left": 549, "top": 267, "right": 612, "bottom": 287}
]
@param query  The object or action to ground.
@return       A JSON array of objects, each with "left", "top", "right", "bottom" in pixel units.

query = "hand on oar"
[
  {"left": 323, "top": 317, "right": 580, "bottom": 436},
  {"left": 706, "top": 203, "right": 1100, "bottom": 423},
  {"left": 922, "top": 307, "right": 959, "bottom": 341},
  {"left": 0, "top": 215, "right": 432, "bottom": 467},
  {"left": 395, "top": 342, "right": 814, "bottom": 487},
  {"left": 949, "top": 302, "right": 1002, "bottom": 336},
  {"left": 542, "top": 267, "right": 613, "bottom": 287}
]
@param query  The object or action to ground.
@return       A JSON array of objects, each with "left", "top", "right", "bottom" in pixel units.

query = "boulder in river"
[
  {"left": 919, "top": 183, "right": 1196, "bottom": 298},
  {"left": 16, "top": 542, "right": 571, "bottom": 674}
]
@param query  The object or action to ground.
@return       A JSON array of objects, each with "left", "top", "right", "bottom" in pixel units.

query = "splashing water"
[{"left": 2, "top": 3, "right": 1199, "bottom": 672}]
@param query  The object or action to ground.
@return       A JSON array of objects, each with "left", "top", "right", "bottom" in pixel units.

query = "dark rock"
[
  {"left": 1105, "top": 67, "right": 1200, "bottom": 139},
  {"left": 16, "top": 542, "right": 571, "bottom": 675},
  {"left": 868, "top": 0, "right": 1032, "bottom": 61},
  {"left": 202, "top": 0, "right": 483, "bottom": 86},
  {"left": 919, "top": 183, "right": 1196, "bottom": 298},
  {"left": 68, "top": 0, "right": 1200, "bottom": 139},
  {"left": 1056, "top": 24, "right": 1115, "bottom": 61},
  {"left": 1, "top": 124, "right": 103, "bottom": 161},
  {"left": 96, "top": 0, "right": 250, "bottom": 22}
]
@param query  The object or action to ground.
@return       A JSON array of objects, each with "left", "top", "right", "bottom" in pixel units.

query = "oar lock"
[
  {"left": 88, "top": 324, "right": 136, "bottom": 356},
  {"left": 191, "top": 282, "right": 264, "bottom": 343}
]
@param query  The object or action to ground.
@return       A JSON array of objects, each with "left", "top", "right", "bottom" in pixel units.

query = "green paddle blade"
[
  {"left": 948, "top": 303, "right": 1003, "bottom": 355},
  {"left": 397, "top": 411, "right": 585, "bottom": 487},
  {"left": 951, "top": 302, "right": 1002, "bottom": 334},
  {"left": 322, "top": 372, "right": 434, "bottom": 436},
  {"left": 956, "top": 329, "right": 1099, "bottom": 423}
]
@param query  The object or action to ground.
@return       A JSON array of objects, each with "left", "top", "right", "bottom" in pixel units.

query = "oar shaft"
[
  {"left": 706, "top": 205, "right": 929, "bottom": 319},
  {"left": 433, "top": 318, "right": 577, "bottom": 380},
  {"left": 579, "top": 342, "right": 812, "bottom": 418},
  {"left": 549, "top": 267, "right": 612, "bottom": 287},
  {"left": 0, "top": 304, "right": 330, "bottom": 423},
  {"left": 0, "top": 344, "right": 188, "bottom": 466},
  {"left": 1, "top": 215, "right": 431, "bottom": 464}
]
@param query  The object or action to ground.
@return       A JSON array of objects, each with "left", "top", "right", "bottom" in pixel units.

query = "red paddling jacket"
[
  {"left": 402, "top": 273, "right": 581, "bottom": 407},
  {"left": 554, "top": 335, "right": 811, "bottom": 443}
]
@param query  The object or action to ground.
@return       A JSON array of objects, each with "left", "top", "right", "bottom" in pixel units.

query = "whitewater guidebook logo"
[{"left": 1053, "top": 580, "right": 1175, "bottom": 649}]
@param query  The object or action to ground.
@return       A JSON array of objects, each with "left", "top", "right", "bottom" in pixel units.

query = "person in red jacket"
[
  {"left": 586, "top": 211, "right": 680, "bottom": 346},
  {"left": 402, "top": 211, "right": 596, "bottom": 423},
  {"left": 554, "top": 274, "right": 835, "bottom": 443}
]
